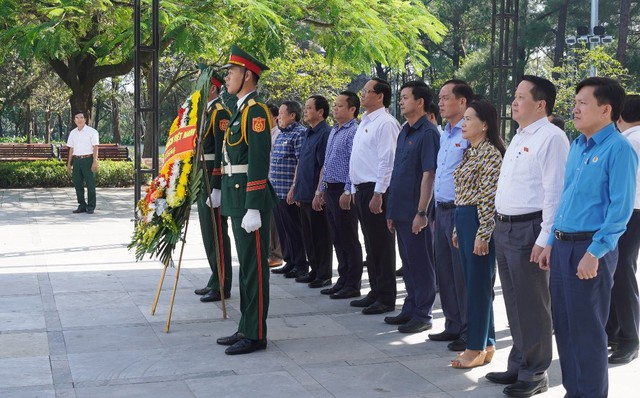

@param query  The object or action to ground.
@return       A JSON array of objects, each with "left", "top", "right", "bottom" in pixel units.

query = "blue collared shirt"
[
  {"left": 434, "top": 119, "right": 467, "bottom": 203},
  {"left": 294, "top": 120, "right": 331, "bottom": 203},
  {"left": 321, "top": 118, "right": 358, "bottom": 192},
  {"left": 269, "top": 121, "right": 305, "bottom": 199},
  {"left": 549, "top": 123, "right": 638, "bottom": 257},
  {"left": 387, "top": 115, "right": 440, "bottom": 222}
]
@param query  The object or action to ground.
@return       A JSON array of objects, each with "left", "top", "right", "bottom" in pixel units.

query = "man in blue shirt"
[
  {"left": 269, "top": 101, "right": 309, "bottom": 278},
  {"left": 539, "top": 77, "right": 638, "bottom": 398},
  {"left": 293, "top": 95, "right": 333, "bottom": 288},
  {"left": 385, "top": 80, "right": 439, "bottom": 333},
  {"left": 428, "top": 80, "right": 473, "bottom": 351},
  {"left": 313, "top": 91, "right": 364, "bottom": 299}
]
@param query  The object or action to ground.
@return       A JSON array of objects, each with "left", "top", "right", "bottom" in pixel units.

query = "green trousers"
[
  {"left": 196, "top": 174, "right": 232, "bottom": 293},
  {"left": 71, "top": 157, "right": 96, "bottom": 211},
  {"left": 230, "top": 212, "right": 270, "bottom": 341}
]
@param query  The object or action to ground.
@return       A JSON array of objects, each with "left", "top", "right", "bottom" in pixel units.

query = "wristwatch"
[
  {"left": 417, "top": 210, "right": 427, "bottom": 217},
  {"left": 343, "top": 190, "right": 351, "bottom": 196}
]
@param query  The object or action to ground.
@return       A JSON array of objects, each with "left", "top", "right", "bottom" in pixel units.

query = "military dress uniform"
[
  {"left": 196, "top": 75, "right": 233, "bottom": 300},
  {"left": 217, "top": 47, "right": 277, "bottom": 349}
]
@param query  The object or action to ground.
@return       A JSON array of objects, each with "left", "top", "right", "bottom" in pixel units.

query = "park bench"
[
  {"left": 0, "top": 143, "right": 56, "bottom": 161},
  {"left": 59, "top": 144, "right": 131, "bottom": 161}
]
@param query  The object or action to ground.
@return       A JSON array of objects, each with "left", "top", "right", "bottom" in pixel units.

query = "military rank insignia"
[
  {"left": 220, "top": 119, "right": 229, "bottom": 131},
  {"left": 252, "top": 117, "right": 266, "bottom": 133}
]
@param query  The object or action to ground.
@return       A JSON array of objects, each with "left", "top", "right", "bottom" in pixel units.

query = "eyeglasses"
[{"left": 361, "top": 89, "right": 375, "bottom": 95}]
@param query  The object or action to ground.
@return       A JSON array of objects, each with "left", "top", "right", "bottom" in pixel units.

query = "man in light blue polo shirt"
[
  {"left": 539, "top": 77, "right": 638, "bottom": 398},
  {"left": 428, "top": 80, "right": 473, "bottom": 351}
]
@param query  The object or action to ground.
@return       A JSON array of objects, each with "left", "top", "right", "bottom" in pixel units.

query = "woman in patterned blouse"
[{"left": 450, "top": 99, "right": 505, "bottom": 369}]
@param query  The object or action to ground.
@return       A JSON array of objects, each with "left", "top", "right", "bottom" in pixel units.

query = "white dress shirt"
[
  {"left": 66, "top": 125, "right": 99, "bottom": 156},
  {"left": 349, "top": 107, "right": 400, "bottom": 193},
  {"left": 622, "top": 125, "right": 640, "bottom": 209},
  {"left": 495, "top": 116, "right": 570, "bottom": 247}
]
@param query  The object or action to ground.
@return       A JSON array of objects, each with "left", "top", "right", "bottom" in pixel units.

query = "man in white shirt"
[
  {"left": 607, "top": 94, "right": 640, "bottom": 364},
  {"left": 349, "top": 78, "right": 400, "bottom": 315},
  {"left": 66, "top": 111, "right": 99, "bottom": 214},
  {"left": 487, "top": 76, "right": 569, "bottom": 397}
]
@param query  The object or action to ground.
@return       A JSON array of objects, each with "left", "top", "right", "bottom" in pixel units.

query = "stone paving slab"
[{"left": 0, "top": 188, "right": 639, "bottom": 398}]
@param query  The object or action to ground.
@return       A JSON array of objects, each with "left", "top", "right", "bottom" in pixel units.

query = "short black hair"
[
  {"left": 73, "top": 110, "right": 87, "bottom": 118},
  {"left": 371, "top": 78, "right": 392, "bottom": 108},
  {"left": 575, "top": 77, "right": 626, "bottom": 121},
  {"left": 443, "top": 79, "right": 474, "bottom": 106},
  {"left": 267, "top": 103, "right": 279, "bottom": 118},
  {"left": 520, "top": 75, "right": 557, "bottom": 116},
  {"left": 400, "top": 80, "right": 433, "bottom": 113},
  {"left": 427, "top": 102, "right": 442, "bottom": 125},
  {"left": 620, "top": 94, "right": 640, "bottom": 124},
  {"left": 281, "top": 100, "right": 302, "bottom": 122},
  {"left": 549, "top": 115, "right": 565, "bottom": 130},
  {"left": 309, "top": 95, "right": 330, "bottom": 119},
  {"left": 339, "top": 90, "right": 360, "bottom": 118}
]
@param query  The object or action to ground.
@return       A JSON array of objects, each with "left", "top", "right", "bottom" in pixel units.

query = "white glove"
[
  {"left": 206, "top": 189, "right": 221, "bottom": 208},
  {"left": 241, "top": 209, "right": 262, "bottom": 233}
]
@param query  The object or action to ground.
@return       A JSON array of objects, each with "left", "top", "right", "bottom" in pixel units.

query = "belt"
[
  {"left": 222, "top": 164, "right": 248, "bottom": 175},
  {"left": 436, "top": 201, "right": 456, "bottom": 210},
  {"left": 73, "top": 154, "right": 93, "bottom": 159},
  {"left": 497, "top": 210, "right": 543, "bottom": 223},
  {"left": 324, "top": 182, "right": 345, "bottom": 190},
  {"left": 554, "top": 230, "right": 595, "bottom": 242},
  {"left": 354, "top": 182, "right": 375, "bottom": 191},
  {"left": 634, "top": 209, "right": 640, "bottom": 213},
  {"left": 203, "top": 154, "right": 215, "bottom": 161}
]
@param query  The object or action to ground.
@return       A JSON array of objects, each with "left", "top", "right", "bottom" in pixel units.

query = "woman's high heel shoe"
[
  {"left": 484, "top": 345, "right": 495, "bottom": 364},
  {"left": 451, "top": 350, "right": 487, "bottom": 369}
]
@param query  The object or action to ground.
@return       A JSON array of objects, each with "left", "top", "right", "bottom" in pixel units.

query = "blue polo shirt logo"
[{"left": 592, "top": 156, "right": 599, "bottom": 163}]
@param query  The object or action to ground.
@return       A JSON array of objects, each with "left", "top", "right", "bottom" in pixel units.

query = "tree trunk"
[
  {"left": 616, "top": 0, "right": 631, "bottom": 65},
  {"left": 44, "top": 110, "right": 52, "bottom": 143},
  {"left": 552, "top": 0, "right": 569, "bottom": 79},
  {"left": 93, "top": 98, "right": 101, "bottom": 131},
  {"left": 142, "top": 65, "right": 155, "bottom": 158},
  {"left": 111, "top": 78, "right": 121, "bottom": 144},
  {"left": 25, "top": 103, "right": 32, "bottom": 143},
  {"left": 69, "top": 85, "right": 93, "bottom": 129},
  {"left": 57, "top": 113, "right": 63, "bottom": 141},
  {"left": 374, "top": 62, "right": 389, "bottom": 81},
  {"left": 33, "top": 112, "right": 38, "bottom": 140}
]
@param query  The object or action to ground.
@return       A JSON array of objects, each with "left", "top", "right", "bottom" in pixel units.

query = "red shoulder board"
[
  {"left": 219, "top": 119, "right": 229, "bottom": 131},
  {"left": 252, "top": 117, "right": 266, "bottom": 133}
]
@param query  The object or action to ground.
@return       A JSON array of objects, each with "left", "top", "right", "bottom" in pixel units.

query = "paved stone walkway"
[{"left": 0, "top": 188, "right": 638, "bottom": 397}]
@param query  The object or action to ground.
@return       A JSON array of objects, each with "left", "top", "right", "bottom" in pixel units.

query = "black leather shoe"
[
  {"left": 398, "top": 319, "right": 432, "bottom": 333},
  {"left": 295, "top": 272, "right": 316, "bottom": 283},
  {"left": 330, "top": 287, "right": 361, "bottom": 299},
  {"left": 485, "top": 371, "right": 518, "bottom": 385},
  {"left": 609, "top": 348, "right": 639, "bottom": 364},
  {"left": 194, "top": 286, "right": 212, "bottom": 295},
  {"left": 284, "top": 268, "right": 305, "bottom": 278},
  {"left": 362, "top": 302, "right": 395, "bottom": 315},
  {"left": 321, "top": 285, "right": 342, "bottom": 295},
  {"left": 427, "top": 330, "right": 460, "bottom": 341},
  {"left": 216, "top": 332, "right": 244, "bottom": 346},
  {"left": 448, "top": 337, "right": 467, "bottom": 351},
  {"left": 384, "top": 314, "right": 411, "bottom": 325},
  {"left": 225, "top": 338, "right": 267, "bottom": 355},
  {"left": 271, "top": 263, "right": 294, "bottom": 274},
  {"left": 86, "top": 208, "right": 94, "bottom": 214},
  {"left": 200, "top": 290, "right": 230, "bottom": 302},
  {"left": 72, "top": 207, "right": 86, "bottom": 214},
  {"left": 503, "top": 377, "right": 548, "bottom": 397},
  {"left": 308, "top": 278, "right": 331, "bottom": 288},
  {"left": 350, "top": 295, "right": 376, "bottom": 307}
]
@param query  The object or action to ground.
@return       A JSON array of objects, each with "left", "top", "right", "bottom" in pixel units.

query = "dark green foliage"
[{"left": 0, "top": 160, "right": 144, "bottom": 188}]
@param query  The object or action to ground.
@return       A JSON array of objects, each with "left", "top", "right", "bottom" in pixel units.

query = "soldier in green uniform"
[
  {"left": 194, "top": 72, "right": 233, "bottom": 303},
  {"left": 214, "top": 45, "right": 278, "bottom": 355}
]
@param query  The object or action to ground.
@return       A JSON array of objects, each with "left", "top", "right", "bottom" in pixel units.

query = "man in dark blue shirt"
[
  {"left": 385, "top": 80, "right": 440, "bottom": 333},
  {"left": 540, "top": 77, "right": 638, "bottom": 397},
  {"left": 293, "top": 95, "right": 333, "bottom": 288}
]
